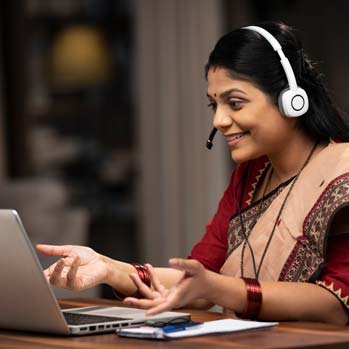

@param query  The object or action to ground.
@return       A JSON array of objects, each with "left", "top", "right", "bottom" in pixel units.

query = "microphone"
[{"left": 206, "top": 128, "right": 217, "bottom": 150}]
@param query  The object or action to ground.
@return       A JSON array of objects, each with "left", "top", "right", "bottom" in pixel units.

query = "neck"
[{"left": 267, "top": 134, "right": 326, "bottom": 184}]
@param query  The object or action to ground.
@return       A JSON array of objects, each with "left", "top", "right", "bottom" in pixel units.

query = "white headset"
[{"left": 243, "top": 25, "right": 309, "bottom": 117}]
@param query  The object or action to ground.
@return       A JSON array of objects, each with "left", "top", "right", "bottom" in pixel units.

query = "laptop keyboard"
[{"left": 63, "top": 312, "right": 130, "bottom": 325}]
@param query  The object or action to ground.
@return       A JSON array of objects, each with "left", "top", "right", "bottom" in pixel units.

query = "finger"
[
  {"left": 169, "top": 258, "right": 201, "bottom": 276},
  {"left": 145, "top": 264, "right": 166, "bottom": 294},
  {"left": 146, "top": 300, "right": 174, "bottom": 316},
  {"left": 66, "top": 256, "right": 81, "bottom": 289},
  {"left": 129, "top": 273, "right": 155, "bottom": 299},
  {"left": 124, "top": 297, "right": 163, "bottom": 310},
  {"left": 146, "top": 291, "right": 183, "bottom": 315},
  {"left": 49, "top": 258, "right": 66, "bottom": 286},
  {"left": 36, "top": 244, "right": 72, "bottom": 257}
]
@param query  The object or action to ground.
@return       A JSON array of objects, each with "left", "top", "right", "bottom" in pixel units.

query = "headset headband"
[{"left": 243, "top": 26, "right": 298, "bottom": 91}]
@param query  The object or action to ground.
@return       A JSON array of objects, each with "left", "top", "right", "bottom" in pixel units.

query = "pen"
[{"left": 162, "top": 322, "right": 203, "bottom": 333}]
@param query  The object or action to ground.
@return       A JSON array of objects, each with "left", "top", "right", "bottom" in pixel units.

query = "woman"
[{"left": 37, "top": 21, "right": 349, "bottom": 325}]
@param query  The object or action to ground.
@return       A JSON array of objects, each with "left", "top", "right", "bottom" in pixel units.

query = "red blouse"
[{"left": 189, "top": 157, "right": 349, "bottom": 311}]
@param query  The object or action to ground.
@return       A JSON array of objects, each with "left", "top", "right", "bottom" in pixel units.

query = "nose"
[{"left": 213, "top": 106, "right": 233, "bottom": 130}]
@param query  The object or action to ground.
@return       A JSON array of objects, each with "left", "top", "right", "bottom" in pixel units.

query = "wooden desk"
[{"left": 1, "top": 298, "right": 349, "bottom": 349}]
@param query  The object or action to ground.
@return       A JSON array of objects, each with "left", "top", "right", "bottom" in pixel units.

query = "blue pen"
[{"left": 162, "top": 322, "right": 203, "bottom": 333}]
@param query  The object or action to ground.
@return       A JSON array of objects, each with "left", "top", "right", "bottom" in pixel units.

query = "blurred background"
[{"left": 0, "top": 0, "right": 348, "bottom": 298}]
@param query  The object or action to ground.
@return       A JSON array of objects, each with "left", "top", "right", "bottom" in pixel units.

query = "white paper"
[{"left": 117, "top": 319, "right": 278, "bottom": 339}]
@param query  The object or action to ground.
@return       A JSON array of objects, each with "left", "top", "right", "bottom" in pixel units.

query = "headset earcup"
[{"left": 278, "top": 88, "right": 309, "bottom": 117}]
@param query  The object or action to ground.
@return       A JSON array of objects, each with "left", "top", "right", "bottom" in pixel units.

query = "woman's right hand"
[{"left": 36, "top": 244, "right": 109, "bottom": 291}]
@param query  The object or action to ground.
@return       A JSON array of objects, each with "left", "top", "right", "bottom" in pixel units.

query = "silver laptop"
[{"left": 0, "top": 210, "right": 190, "bottom": 335}]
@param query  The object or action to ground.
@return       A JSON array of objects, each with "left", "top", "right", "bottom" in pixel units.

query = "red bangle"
[
  {"left": 131, "top": 263, "right": 151, "bottom": 288},
  {"left": 112, "top": 263, "right": 151, "bottom": 300},
  {"left": 240, "top": 277, "right": 262, "bottom": 319}
]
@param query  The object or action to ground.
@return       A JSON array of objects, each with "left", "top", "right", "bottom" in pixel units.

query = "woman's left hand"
[{"left": 124, "top": 258, "right": 210, "bottom": 315}]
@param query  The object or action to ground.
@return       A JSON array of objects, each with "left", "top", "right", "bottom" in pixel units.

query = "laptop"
[{"left": 0, "top": 210, "right": 190, "bottom": 335}]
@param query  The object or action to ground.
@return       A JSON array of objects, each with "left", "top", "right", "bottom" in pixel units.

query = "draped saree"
[{"left": 190, "top": 142, "right": 349, "bottom": 311}]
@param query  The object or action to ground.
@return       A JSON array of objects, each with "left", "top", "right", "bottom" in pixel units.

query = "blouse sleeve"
[
  {"left": 316, "top": 233, "right": 349, "bottom": 312},
  {"left": 188, "top": 171, "right": 236, "bottom": 272},
  {"left": 188, "top": 162, "right": 250, "bottom": 272},
  {"left": 188, "top": 157, "right": 268, "bottom": 273}
]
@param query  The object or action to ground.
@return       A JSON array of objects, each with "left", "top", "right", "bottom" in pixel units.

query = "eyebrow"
[{"left": 207, "top": 88, "right": 247, "bottom": 99}]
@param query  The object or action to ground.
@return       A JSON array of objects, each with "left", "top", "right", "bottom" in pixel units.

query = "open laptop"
[{"left": 0, "top": 210, "right": 190, "bottom": 335}]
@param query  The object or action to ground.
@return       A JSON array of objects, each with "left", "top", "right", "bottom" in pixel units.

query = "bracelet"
[
  {"left": 112, "top": 263, "right": 151, "bottom": 300},
  {"left": 131, "top": 263, "right": 151, "bottom": 288},
  {"left": 239, "top": 277, "right": 262, "bottom": 320}
]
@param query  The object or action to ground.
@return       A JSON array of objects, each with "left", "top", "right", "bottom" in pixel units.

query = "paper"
[{"left": 116, "top": 319, "right": 278, "bottom": 339}]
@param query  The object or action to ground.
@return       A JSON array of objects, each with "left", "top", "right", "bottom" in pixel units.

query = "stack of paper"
[{"left": 117, "top": 319, "right": 278, "bottom": 339}]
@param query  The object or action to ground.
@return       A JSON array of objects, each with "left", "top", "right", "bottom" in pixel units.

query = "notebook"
[{"left": 0, "top": 210, "right": 190, "bottom": 335}]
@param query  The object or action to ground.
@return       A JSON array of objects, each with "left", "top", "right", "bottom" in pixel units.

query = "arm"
[
  {"left": 207, "top": 273, "right": 347, "bottom": 325},
  {"left": 205, "top": 205, "right": 349, "bottom": 323},
  {"left": 36, "top": 244, "right": 182, "bottom": 296},
  {"left": 34, "top": 168, "right": 236, "bottom": 296},
  {"left": 103, "top": 255, "right": 183, "bottom": 294},
  {"left": 126, "top": 258, "right": 347, "bottom": 325},
  {"left": 126, "top": 208, "right": 349, "bottom": 325}
]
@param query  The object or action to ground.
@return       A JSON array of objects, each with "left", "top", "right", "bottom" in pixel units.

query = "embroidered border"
[
  {"left": 280, "top": 173, "right": 349, "bottom": 282},
  {"left": 316, "top": 280, "right": 349, "bottom": 310},
  {"left": 226, "top": 187, "right": 283, "bottom": 257},
  {"left": 246, "top": 161, "right": 270, "bottom": 206}
]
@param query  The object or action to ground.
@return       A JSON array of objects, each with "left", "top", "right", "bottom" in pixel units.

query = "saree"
[{"left": 190, "top": 142, "right": 349, "bottom": 311}]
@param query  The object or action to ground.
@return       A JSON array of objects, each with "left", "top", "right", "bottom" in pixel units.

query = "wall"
[
  {"left": 0, "top": 29, "right": 7, "bottom": 180},
  {"left": 134, "top": 0, "right": 230, "bottom": 265}
]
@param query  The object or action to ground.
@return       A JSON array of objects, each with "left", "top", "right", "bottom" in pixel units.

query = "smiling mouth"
[{"left": 226, "top": 132, "right": 249, "bottom": 142}]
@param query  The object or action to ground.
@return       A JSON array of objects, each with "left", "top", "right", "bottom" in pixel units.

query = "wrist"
[
  {"left": 204, "top": 273, "right": 247, "bottom": 314},
  {"left": 99, "top": 254, "right": 115, "bottom": 286},
  {"left": 203, "top": 270, "right": 221, "bottom": 302},
  {"left": 238, "top": 277, "right": 263, "bottom": 319}
]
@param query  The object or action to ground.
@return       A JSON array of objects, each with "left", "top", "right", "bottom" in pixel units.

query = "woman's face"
[{"left": 207, "top": 67, "right": 298, "bottom": 163}]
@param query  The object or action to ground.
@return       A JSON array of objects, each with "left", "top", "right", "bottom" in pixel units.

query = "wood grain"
[{"left": 0, "top": 298, "right": 348, "bottom": 349}]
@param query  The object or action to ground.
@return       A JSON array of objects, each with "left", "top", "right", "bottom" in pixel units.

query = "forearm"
[
  {"left": 206, "top": 272, "right": 348, "bottom": 325},
  {"left": 101, "top": 255, "right": 183, "bottom": 295}
]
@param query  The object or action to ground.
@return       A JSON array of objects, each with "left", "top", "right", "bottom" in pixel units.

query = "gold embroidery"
[
  {"left": 316, "top": 280, "right": 349, "bottom": 308},
  {"left": 246, "top": 161, "right": 270, "bottom": 206}
]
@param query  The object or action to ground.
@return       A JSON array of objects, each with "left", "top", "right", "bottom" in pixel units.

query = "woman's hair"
[{"left": 205, "top": 21, "right": 349, "bottom": 142}]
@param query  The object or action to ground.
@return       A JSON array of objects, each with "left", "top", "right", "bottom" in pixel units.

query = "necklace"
[
  {"left": 240, "top": 142, "right": 319, "bottom": 279},
  {"left": 239, "top": 164, "right": 273, "bottom": 278}
]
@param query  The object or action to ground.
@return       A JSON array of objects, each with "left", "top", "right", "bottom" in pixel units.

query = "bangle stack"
[
  {"left": 131, "top": 263, "right": 151, "bottom": 288},
  {"left": 112, "top": 263, "right": 151, "bottom": 300},
  {"left": 240, "top": 277, "right": 262, "bottom": 320}
]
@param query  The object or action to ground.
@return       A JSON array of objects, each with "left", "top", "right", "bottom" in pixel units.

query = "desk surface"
[{"left": 1, "top": 298, "right": 349, "bottom": 349}]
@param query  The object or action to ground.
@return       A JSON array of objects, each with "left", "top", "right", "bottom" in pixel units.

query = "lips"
[{"left": 225, "top": 132, "right": 249, "bottom": 142}]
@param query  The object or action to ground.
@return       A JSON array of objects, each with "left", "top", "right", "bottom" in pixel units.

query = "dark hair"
[{"left": 205, "top": 21, "right": 349, "bottom": 142}]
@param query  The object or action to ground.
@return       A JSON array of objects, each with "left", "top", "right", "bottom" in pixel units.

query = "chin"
[
  {"left": 230, "top": 149, "right": 263, "bottom": 164},
  {"left": 230, "top": 152, "right": 249, "bottom": 164}
]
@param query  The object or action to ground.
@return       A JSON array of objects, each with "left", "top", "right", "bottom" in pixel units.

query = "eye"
[
  {"left": 228, "top": 99, "right": 243, "bottom": 110},
  {"left": 207, "top": 101, "right": 217, "bottom": 112}
]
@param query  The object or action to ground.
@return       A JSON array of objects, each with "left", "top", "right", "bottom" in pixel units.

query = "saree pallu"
[{"left": 220, "top": 142, "right": 349, "bottom": 310}]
